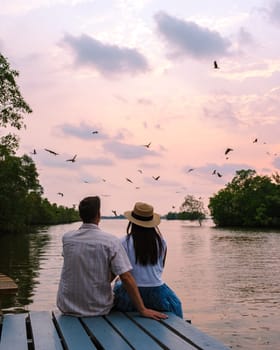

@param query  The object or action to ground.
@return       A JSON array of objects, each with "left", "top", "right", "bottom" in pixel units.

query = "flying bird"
[
  {"left": 112, "top": 210, "right": 117, "bottom": 217},
  {"left": 214, "top": 60, "right": 219, "bottom": 69},
  {"left": 92, "top": 130, "right": 98, "bottom": 134},
  {"left": 187, "top": 168, "right": 194, "bottom": 173},
  {"left": 57, "top": 192, "right": 64, "bottom": 197},
  {"left": 225, "top": 148, "right": 233, "bottom": 155},
  {"left": 31, "top": 149, "right": 37, "bottom": 155},
  {"left": 152, "top": 176, "right": 160, "bottom": 181},
  {"left": 253, "top": 138, "right": 258, "bottom": 143},
  {"left": 126, "top": 178, "right": 133, "bottom": 183},
  {"left": 45, "top": 148, "right": 59, "bottom": 155},
  {"left": 66, "top": 154, "right": 77, "bottom": 162},
  {"left": 137, "top": 169, "right": 143, "bottom": 174},
  {"left": 143, "top": 142, "right": 151, "bottom": 148},
  {"left": 211, "top": 169, "right": 222, "bottom": 177}
]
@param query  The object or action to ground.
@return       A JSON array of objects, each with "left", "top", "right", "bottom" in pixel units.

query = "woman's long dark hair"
[{"left": 126, "top": 222, "right": 164, "bottom": 266}]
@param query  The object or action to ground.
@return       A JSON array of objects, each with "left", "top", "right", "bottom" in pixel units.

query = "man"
[{"left": 57, "top": 196, "right": 167, "bottom": 320}]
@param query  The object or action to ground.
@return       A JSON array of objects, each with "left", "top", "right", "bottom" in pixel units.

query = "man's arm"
[{"left": 119, "top": 271, "right": 168, "bottom": 320}]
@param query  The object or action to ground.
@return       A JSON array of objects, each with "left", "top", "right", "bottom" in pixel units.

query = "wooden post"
[{"left": 0, "top": 273, "right": 18, "bottom": 314}]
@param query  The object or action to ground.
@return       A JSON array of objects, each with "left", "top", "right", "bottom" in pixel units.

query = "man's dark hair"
[{"left": 79, "top": 196, "right": 100, "bottom": 223}]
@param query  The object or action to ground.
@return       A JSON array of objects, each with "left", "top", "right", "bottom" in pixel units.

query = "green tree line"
[
  {"left": 165, "top": 170, "right": 280, "bottom": 228},
  {"left": 208, "top": 169, "right": 280, "bottom": 227},
  {"left": 0, "top": 53, "right": 79, "bottom": 233},
  {"left": 166, "top": 195, "right": 207, "bottom": 225}
]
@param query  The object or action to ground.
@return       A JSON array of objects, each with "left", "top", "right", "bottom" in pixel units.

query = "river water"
[{"left": 0, "top": 220, "right": 279, "bottom": 349}]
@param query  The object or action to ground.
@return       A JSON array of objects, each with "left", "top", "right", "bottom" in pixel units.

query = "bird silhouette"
[
  {"left": 212, "top": 170, "right": 216, "bottom": 175},
  {"left": 187, "top": 168, "right": 194, "bottom": 173},
  {"left": 66, "top": 154, "right": 77, "bottom": 162},
  {"left": 57, "top": 192, "right": 64, "bottom": 196},
  {"left": 92, "top": 130, "right": 98, "bottom": 134},
  {"left": 143, "top": 142, "right": 151, "bottom": 148},
  {"left": 31, "top": 149, "right": 37, "bottom": 155},
  {"left": 253, "top": 138, "right": 258, "bottom": 143},
  {"left": 225, "top": 148, "right": 233, "bottom": 155},
  {"left": 152, "top": 176, "right": 160, "bottom": 181},
  {"left": 137, "top": 169, "right": 143, "bottom": 174},
  {"left": 45, "top": 148, "right": 59, "bottom": 155},
  {"left": 112, "top": 210, "right": 117, "bottom": 217},
  {"left": 126, "top": 178, "right": 133, "bottom": 183},
  {"left": 214, "top": 61, "right": 219, "bottom": 69},
  {"left": 217, "top": 172, "right": 222, "bottom": 177}
]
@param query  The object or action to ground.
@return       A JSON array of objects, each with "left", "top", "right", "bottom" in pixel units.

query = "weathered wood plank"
[
  {"left": 127, "top": 313, "right": 197, "bottom": 350},
  {"left": 82, "top": 314, "right": 132, "bottom": 350},
  {"left": 0, "top": 311, "right": 231, "bottom": 350},
  {"left": 161, "top": 313, "right": 230, "bottom": 350},
  {"left": 29, "top": 311, "right": 63, "bottom": 350},
  {"left": 53, "top": 311, "right": 97, "bottom": 350},
  {"left": 0, "top": 313, "right": 28, "bottom": 350},
  {"left": 105, "top": 311, "right": 163, "bottom": 350}
]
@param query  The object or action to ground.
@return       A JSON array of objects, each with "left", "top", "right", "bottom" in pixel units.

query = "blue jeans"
[{"left": 113, "top": 281, "right": 183, "bottom": 318}]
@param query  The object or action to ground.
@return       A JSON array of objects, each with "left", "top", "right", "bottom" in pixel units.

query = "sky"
[{"left": 1, "top": 0, "right": 280, "bottom": 216}]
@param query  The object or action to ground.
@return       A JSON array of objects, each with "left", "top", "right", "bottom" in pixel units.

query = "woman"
[{"left": 113, "top": 202, "right": 183, "bottom": 318}]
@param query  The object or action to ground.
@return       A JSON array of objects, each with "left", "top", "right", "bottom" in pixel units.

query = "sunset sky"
[{"left": 1, "top": 0, "right": 280, "bottom": 216}]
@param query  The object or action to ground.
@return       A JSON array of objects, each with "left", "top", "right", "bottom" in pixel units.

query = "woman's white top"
[{"left": 120, "top": 235, "right": 167, "bottom": 287}]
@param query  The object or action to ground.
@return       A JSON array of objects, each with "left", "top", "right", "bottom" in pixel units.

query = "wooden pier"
[{"left": 0, "top": 310, "right": 230, "bottom": 350}]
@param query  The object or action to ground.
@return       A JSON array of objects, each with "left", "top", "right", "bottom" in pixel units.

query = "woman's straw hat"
[{"left": 124, "top": 202, "right": 161, "bottom": 228}]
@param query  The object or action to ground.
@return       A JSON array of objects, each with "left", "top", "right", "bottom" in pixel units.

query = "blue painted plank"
[
  {"left": 53, "top": 311, "right": 97, "bottom": 350},
  {"left": 0, "top": 313, "right": 28, "bottom": 350},
  {"left": 161, "top": 313, "right": 231, "bottom": 350},
  {"left": 82, "top": 314, "right": 132, "bottom": 350},
  {"left": 105, "top": 312, "right": 163, "bottom": 350},
  {"left": 29, "top": 311, "right": 63, "bottom": 350},
  {"left": 128, "top": 313, "right": 197, "bottom": 350}
]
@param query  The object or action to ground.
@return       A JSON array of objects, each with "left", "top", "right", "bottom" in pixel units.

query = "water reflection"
[
  {"left": 210, "top": 229, "right": 280, "bottom": 305},
  {"left": 161, "top": 222, "right": 280, "bottom": 350},
  {"left": 0, "top": 227, "right": 51, "bottom": 309},
  {"left": 0, "top": 221, "right": 280, "bottom": 349},
  {"left": 208, "top": 228, "right": 280, "bottom": 349}
]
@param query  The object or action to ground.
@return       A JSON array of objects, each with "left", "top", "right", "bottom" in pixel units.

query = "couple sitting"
[{"left": 56, "top": 196, "right": 183, "bottom": 320}]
